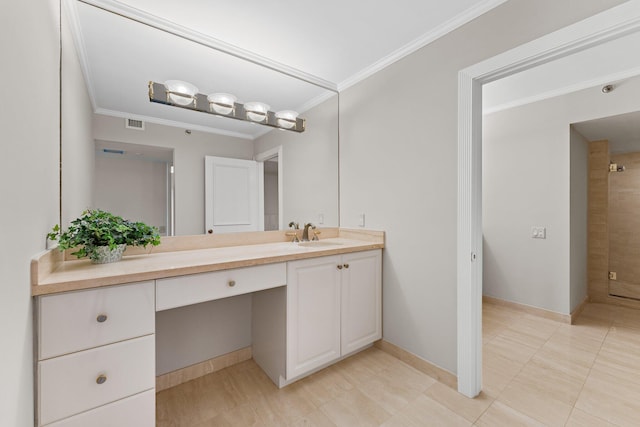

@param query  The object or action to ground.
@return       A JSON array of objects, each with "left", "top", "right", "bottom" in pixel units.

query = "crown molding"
[{"left": 337, "top": 0, "right": 509, "bottom": 91}]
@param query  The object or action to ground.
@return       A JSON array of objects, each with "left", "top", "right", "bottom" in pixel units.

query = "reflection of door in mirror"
[
  {"left": 94, "top": 141, "right": 174, "bottom": 236},
  {"left": 205, "top": 156, "right": 259, "bottom": 234}
]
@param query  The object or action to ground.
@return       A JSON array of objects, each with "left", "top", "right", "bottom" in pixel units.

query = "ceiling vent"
[{"left": 125, "top": 118, "right": 145, "bottom": 130}]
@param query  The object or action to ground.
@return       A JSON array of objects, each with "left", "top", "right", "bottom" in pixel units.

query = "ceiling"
[
  {"left": 69, "top": 0, "right": 508, "bottom": 138},
  {"left": 72, "top": 0, "right": 640, "bottom": 142},
  {"left": 573, "top": 110, "right": 640, "bottom": 155}
]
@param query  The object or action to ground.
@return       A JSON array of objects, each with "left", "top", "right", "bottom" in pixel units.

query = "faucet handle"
[{"left": 312, "top": 230, "right": 321, "bottom": 241}]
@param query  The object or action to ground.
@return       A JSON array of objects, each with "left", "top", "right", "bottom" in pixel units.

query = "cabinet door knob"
[
  {"left": 343, "top": 264, "right": 349, "bottom": 269},
  {"left": 96, "top": 314, "right": 108, "bottom": 323},
  {"left": 337, "top": 265, "right": 343, "bottom": 270},
  {"left": 207, "top": 229, "right": 213, "bottom": 234},
  {"left": 96, "top": 375, "right": 107, "bottom": 385},
  {"left": 228, "top": 280, "right": 236, "bottom": 287}
]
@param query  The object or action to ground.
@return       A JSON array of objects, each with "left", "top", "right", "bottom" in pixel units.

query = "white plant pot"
[{"left": 91, "top": 244, "right": 127, "bottom": 264}]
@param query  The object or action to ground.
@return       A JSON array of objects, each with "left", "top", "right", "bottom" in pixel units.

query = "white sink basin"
[{"left": 297, "top": 241, "right": 343, "bottom": 248}]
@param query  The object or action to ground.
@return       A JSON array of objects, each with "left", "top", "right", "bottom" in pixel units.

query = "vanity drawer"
[
  {"left": 38, "top": 335, "right": 155, "bottom": 426},
  {"left": 44, "top": 389, "right": 155, "bottom": 427},
  {"left": 156, "top": 262, "right": 286, "bottom": 311},
  {"left": 38, "top": 281, "right": 155, "bottom": 360}
]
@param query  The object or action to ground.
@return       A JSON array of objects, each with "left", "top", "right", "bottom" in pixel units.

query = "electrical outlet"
[
  {"left": 358, "top": 214, "right": 365, "bottom": 227},
  {"left": 531, "top": 226, "right": 546, "bottom": 239}
]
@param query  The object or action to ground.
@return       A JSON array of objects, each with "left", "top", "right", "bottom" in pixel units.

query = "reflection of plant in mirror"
[{"left": 48, "top": 209, "right": 161, "bottom": 261}]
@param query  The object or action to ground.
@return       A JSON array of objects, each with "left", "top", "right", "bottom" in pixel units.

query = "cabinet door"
[
  {"left": 287, "top": 256, "right": 341, "bottom": 379},
  {"left": 341, "top": 250, "right": 382, "bottom": 355}
]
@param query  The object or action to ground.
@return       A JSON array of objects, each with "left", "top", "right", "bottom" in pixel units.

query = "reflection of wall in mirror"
[
  {"left": 254, "top": 95, "right": 339, "bottom": 228},
  {"left": 264, "top": 162, "right": 279, "bottom": 231},
  {"left": 93, "top": 114, "right": 254, "bottom": 235},
  {"left": 94, "top": 154, "right": 169, "bottom": 234},
  {"left": 61, "top": 5, "right": 94, "bottom": 228}
]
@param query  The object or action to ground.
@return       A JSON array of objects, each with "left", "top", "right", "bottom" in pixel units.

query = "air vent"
[{"left": 125, "top": 118, "right": 145, "bottom": 130}]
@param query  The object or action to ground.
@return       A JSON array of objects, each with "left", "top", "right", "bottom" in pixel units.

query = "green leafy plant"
[{"left": 48, "top": 209, "right": 161, "bottom": 261}]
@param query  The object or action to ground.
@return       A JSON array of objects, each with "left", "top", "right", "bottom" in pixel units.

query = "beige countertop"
[{"left": 31, "top": 229, "right": 384, "bottom": 296}]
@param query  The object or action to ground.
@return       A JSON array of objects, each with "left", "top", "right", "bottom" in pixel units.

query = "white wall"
[
  {"left": 483, "top": 105, "right": 571, "bottom": 313},
  {"left": 93, "top": 115, "right": 254, "bottom": 235},
  {"left": 254, "top": 95, "right": 339, "bottom": 228},
  {"left": 484, "top": 75, "right": 640, "bottom": 314},
  {"left": 0, "top": 1, "right": 60, "bottom": 425},
  {"left": 339, "top": 0, "right": 625, "bottom": 374},
  {"left": 570, "top": 127, "right": 590, "bottom": 311}
]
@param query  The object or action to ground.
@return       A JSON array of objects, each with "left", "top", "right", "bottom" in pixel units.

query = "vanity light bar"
[{"left": 148, "top": 81, "right": 306, "bottom": 133}]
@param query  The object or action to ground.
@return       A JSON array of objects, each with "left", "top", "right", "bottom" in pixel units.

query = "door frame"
[
  {"left": 456, "top": 1, "right": 640, "bottom": 398},
  {"left": 255, "top": 145, "right": 284, "bottom": 231}
]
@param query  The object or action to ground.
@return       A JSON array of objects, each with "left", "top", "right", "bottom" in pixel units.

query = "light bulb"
[
  {"left": 164, "top": 80, "right": 198, "bottom": 106},
  {"left": 208, "top": 93, "right": 237, "bottom": 115}
]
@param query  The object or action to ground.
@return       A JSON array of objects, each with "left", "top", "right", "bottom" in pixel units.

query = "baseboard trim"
[
  {"left": 482, "top": 295, "right": 571, "bottom": 324},
  {"left": 570, "top": 296, "right": 589, "bottom": 324},
  {"left": 374, "top": 340, "right": 458, "bottom": 390},
  {"left": 156, "top": 347, "right": 252, "bottom": 392}
]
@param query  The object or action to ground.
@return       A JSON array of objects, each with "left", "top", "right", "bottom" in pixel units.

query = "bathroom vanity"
[{"left": 31, "top": 228, "right": 383, "bottom": 426}]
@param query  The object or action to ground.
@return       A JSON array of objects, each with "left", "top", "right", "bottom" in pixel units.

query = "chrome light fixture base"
[{"left": 148, "top": 81, "right": 306, "bottom": 133}]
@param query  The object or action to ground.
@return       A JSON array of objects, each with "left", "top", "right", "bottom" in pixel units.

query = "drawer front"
[
  {"left": 43, "top": 390, "right": 155, "bottom": 427},
  {"left": 156, "top": 263, "right": 286, "bottom": 311},
  {"left": 38, "top": 281, "right": 155, "bottom": 360},
  {"left": 38, "top": 335, "right": 155, "bottom": 426}
]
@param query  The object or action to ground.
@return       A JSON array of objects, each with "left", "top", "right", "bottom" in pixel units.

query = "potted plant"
[{"left": 48, "top": 209, "right": 161, "bottom": 264}]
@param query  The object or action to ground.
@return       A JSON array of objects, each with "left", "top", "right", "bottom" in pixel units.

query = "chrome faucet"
[{"left": 302, "top": 223, "right": 316, "bottom": 241}]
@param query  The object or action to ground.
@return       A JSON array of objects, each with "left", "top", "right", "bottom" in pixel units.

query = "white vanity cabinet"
[
  {"left": 286, "top": 249, "right": 382, "bottom": 379},
  {"left": 35, "top": 281, "right": 155, "bottom": 427}
]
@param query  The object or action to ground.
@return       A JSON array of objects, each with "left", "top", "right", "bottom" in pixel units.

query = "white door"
[
  {"left": 286, "top": 256, "right": 342, "bottom": 380},
  {"left": 204, "top": 156, "right": 259, "bottom": 234},
  {"left": 341, "top": 250, "right": 382, "bottom": 355}
]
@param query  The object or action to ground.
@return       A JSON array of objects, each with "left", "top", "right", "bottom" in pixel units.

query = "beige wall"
[
  {"left": 339, "top": 0, "right": 626, "bottom": 373},
  {"left": 0, "top": 1, "right": 60, "bottom": 425}
]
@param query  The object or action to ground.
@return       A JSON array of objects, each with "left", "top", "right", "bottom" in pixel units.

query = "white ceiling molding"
[
  {"left": 337, "top": 0, "right": 509, "bottom": 91},
  {"left": 76, "top": 0, "right": 338, "bottom": 92},
  {"left": 95, "top": 108, "right": 255, "bottom": 140}
]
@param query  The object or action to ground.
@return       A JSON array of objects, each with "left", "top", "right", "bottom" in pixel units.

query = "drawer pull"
[
  {"left": 228, "top": 280, "right": 236, "bottom": 287},
  {"left": 337, "top": 265, "right": 343, "bottom": 270},
  {"left": 343, "top": 264, "right": 350, "bottom": 269},
  {"left": 96, "top": 314, "right": 108, "bottom": 323},
  {"left": 96, "top": 374, "right": 107, "bottom": 385}
]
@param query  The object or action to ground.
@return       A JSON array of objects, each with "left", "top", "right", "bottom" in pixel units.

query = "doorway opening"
[
  {"left": 256, "top": 146, "right": 284, "bottom": 231},
  {"left": 457, "top": 2, "right": 640, "bottom": 398}
]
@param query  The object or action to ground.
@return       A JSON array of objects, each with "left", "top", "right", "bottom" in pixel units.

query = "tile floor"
[{"left": 156, "top": 302, "right": 640, "bottom": 426}]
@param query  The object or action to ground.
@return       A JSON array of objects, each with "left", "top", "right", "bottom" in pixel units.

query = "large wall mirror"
[{"left": 62, "top": 0, "right": 339, "bottom": 236}]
